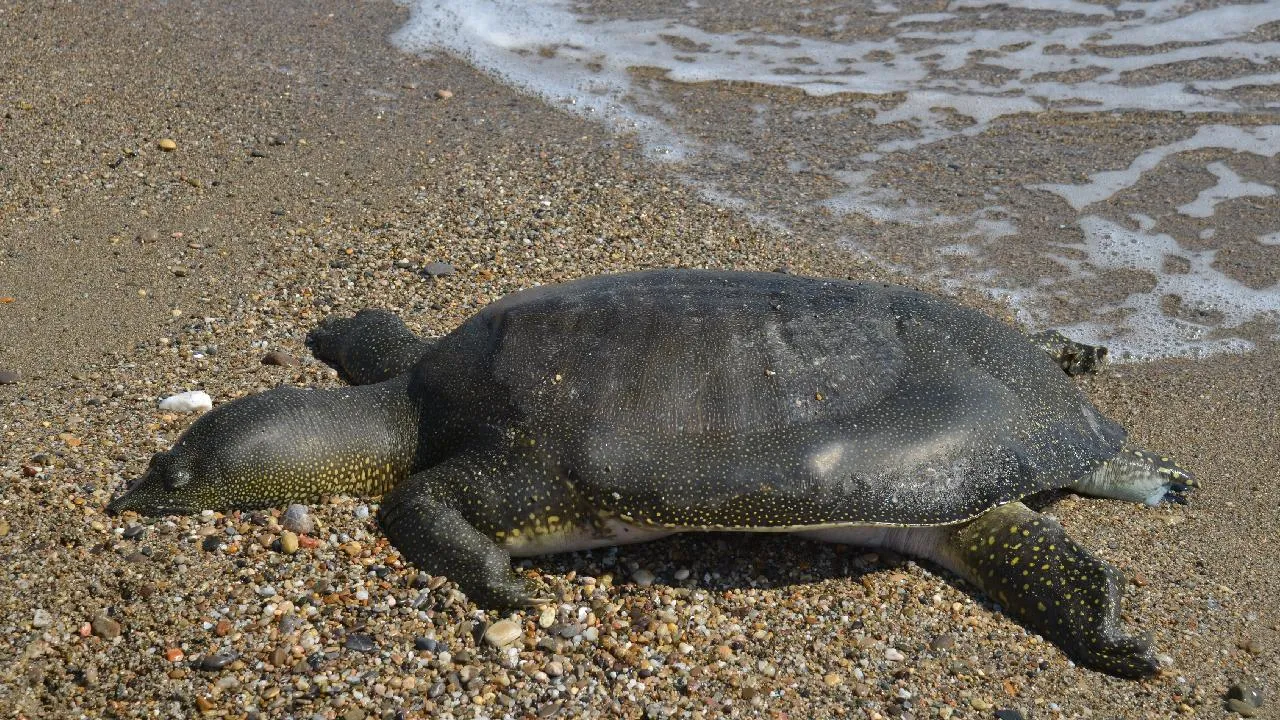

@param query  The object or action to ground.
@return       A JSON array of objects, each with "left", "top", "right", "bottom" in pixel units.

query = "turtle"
[{"left": 107, "top": 269, "right": 1197, "bottom": 677}]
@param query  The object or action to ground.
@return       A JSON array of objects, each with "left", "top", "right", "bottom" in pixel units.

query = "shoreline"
[{"left": 0, "top": 1, "right": 1275, "bottom": 718}]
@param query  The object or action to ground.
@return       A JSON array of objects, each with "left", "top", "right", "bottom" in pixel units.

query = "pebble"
[
  {"left": 0, "top": 369, "right": 20, "bottom": 384},
  {"left": 414, "top": 637, "right": 440, "bottom": 653},
  {"left": 673, "top": 568, "right": 691, "bottom": 581},
  {"left": 280, "top": 530, "right": 299, "bottom": 554},
  {"left": 354, "top": 504, "right": 370, "bottom": 520},
  {"left": 538, "top": 606, "right": 556, "bottom": 628},
  {"left": 158, "top": 390, "right": 212, "bottom": 414},
  {"left": 822, "top": 673, "right": 842, "bottom": 687},
  {"left": 435, "top": 89, "right": 454, "bottom": 100},
  {"left": 970, "top": 698, "right": 993, "bottom": 711},
  {"left": 0, "top": 519, "right": 9, "bottom": 536},
  {"left": 884, "top": 647, "right": 905, "bottom": 662},
  {"left": 344, "top": 633, "right": 377, "bottom": 653},
  {"left": 423, "top": 261, "right": 455, "bottom": 277},
  {"left": 994, "top": 710, "right": 1025, "bottom": 720},
  {"left": 91, "top": 615, "right": 122, "bottom": 640},
  {"left": 122, "top": 524, "right": 146, "bottom": 540},
  {"left": 261, "top": 351, "right": 297, "bottom": 366},
  {"left": 157, "top": 138, "right": 177, "bottom": 151},
  {"left": 483, "top": 619, "right": 523, "bottom": 648},
  {"left": 32, "top": 609, "right": 52, "bottom": 628},
  {"left": 282, "top": 504, "right": 314, "bottom": 534},
  {"left": 1227, "top": 683, "right": 1263, "bottom": 717},
  {"left": 632, "top": 568, "right": 656, "bottom": 587},
  {"left": 930, "top": 633, "right": 955, "bottom": 651},
  {"left": 544, "top": 660, "right": 564, "bottom": 677},
  {"left": 198, "top": 653, "right": 237, "bottom": 671}
]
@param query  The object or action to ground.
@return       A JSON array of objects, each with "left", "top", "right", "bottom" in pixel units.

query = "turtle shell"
[{"left": 413, "top": 270, "right": 1126, "bottom": 528}]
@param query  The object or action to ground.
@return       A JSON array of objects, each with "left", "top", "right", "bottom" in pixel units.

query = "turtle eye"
[{"left": 164, "top": 465, "right": 192, "bottom": 490}]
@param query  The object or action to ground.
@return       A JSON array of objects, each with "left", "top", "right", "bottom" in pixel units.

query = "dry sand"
[{"left": 0, "top": 1, "right": 1275, "bottom": 718}]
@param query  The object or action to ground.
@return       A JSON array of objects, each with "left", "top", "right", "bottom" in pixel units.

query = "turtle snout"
[{"left": 106, "top": 451, "right": 195, "bottom": 516}]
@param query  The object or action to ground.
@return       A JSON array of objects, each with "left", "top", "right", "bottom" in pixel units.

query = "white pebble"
[
  {"left": 282, "top": 504, "right": 314, "bottom": 534},
  {"left": 159, "top": 390, "right": 212, "bottom": 414},
  {"left": 32, "top": 609, "right": 52, "bottom": 628},
  {"left": 354, "top": 505, "right": 370, "bottom": 520},
  {"left": 632, "top": 568, "right": 656, "bottom": 587},
  {"left": 538, "top": 607, "right": 556, "bottom": 628},
  {"left": 673, "top": 568, "right": 691, "bottom": 581},
  {"left": 355, "top": 589, "right": 369, "bottom": 601},
  {"left": 885, "top": 647, "right": 905, "bottom": 662}
]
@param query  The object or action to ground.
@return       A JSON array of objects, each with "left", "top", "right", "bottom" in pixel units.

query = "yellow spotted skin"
[{"left": 108, "top": 270, "right": 1193, "bottom": 677}]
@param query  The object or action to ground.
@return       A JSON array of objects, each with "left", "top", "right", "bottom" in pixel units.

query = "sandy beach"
[{"left": 1, "top": 1, "right": 1276, "bottom": 718}]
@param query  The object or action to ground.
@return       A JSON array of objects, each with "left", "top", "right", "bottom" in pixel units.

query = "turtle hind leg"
[
  {"left": 1029, "top": 330, "right": 1108, "bottom": 376},
  {"left": 308, "top": 309, "right": 433, "bottom": 385},
  {"left": 1073, "top": 447, "right": 1198, "bottom": 506},
  {"left": 378, "top": 456, "right": 542, "bottom": 609},
  {"left": 938, "top": 502, "right": 1159, "bottom": 678}
]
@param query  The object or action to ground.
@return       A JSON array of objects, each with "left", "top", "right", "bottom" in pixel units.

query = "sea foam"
[{"left": 392, "top": 0, "right": 1280, "bottom": 361}]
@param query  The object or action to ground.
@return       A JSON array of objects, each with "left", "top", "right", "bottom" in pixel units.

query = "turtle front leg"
[
  {"left": 1029, "top": 330, "right": 1108, "bottom": 376},
  {"left": 308, "top": 309, "right": 433, "bottom": 385},
  {"left": 939, "top": 502, "right": 1159, "bottom": 677},
  {"left": 378, "top": 460, "right": 541, "bottom": 609}
]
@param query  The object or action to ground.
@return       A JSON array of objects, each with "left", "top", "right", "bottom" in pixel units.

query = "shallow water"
[{"left": 390, "top": 0, "right": 1280, "bottom": 360}]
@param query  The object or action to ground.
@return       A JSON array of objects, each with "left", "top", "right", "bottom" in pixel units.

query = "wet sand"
[{"left": 0, "top": 1, "right": 1275, "bottom": 718}]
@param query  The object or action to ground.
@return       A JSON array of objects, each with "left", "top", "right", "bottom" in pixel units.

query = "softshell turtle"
[{"left": 108, "top": 270, "right": 1196, "bottom": 677}]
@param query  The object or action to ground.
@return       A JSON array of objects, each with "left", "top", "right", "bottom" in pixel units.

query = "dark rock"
[
  {"left": 414, "top": 636, "right": 439, "bottom": 653},
  {"left": 91, "top": 615, "right": 122, "bottom": 640},
  {"left": 201, "top": 536, "right": 221, "bottom": 552},
  {"left": 0, "top": 369, "right": 20, "bottom": 384},
  {"left": 122, "top": 524, "right": 146, "bottom": 540},
  {"left": 423, "top": 261, "right": 455, "bottom": 277},
  {"left": 261, "top": 351, "right": 297, "bottom": 367},
  {"left": 995, "top": 711, "right": 1026, "bottom": 720},
  {"left": 1227, "top": 683, "right": 1263, "bottom": 716},
  {"left": 198, "top": 652, "right": 238, "bottom": 671},
  {"left": 344, "top": 633, "right": 376, "bottom": 653},
  {"left": 929, "top": 633, "right": 955, "bottom": 651}
]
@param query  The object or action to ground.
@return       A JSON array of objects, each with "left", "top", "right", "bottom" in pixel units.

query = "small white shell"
[{"left": 159, "top": 390, "right": 213, "bottom": 414}]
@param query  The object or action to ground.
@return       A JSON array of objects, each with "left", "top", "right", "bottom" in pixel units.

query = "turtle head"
[
  {"left": 107, "top": 444, "right": 223, "bottom": 516},
  {"left": 107, "top": 388, "right": 311, "bottom": 516},
  {"left": 108, "top": 383, "right": 419, "bottom": 517}
]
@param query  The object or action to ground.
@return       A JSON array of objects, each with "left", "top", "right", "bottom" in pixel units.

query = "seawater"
[{"left": 390, "top": 0, "right": 1280, "bottom": 361}]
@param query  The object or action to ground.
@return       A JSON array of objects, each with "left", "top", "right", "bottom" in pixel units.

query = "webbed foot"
[
  {"left": 943, "top": 502, "right": 1159, "bottom": 678},
  {"left": 1030, "top": 330, "right": 1109, "bottom": 376},
  {"left": 1074, "top": 447, "right": 1198, "bottom": 506}
]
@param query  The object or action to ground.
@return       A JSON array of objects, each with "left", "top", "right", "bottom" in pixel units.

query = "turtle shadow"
[
  {"left": 523, "top": 529, "right": 1005, "bottom": 619},
  {"left": 516, "top": 523, "right": 1052, "bottom": 657}
]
